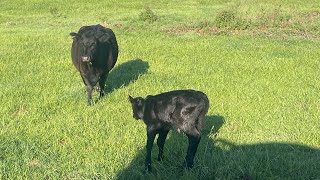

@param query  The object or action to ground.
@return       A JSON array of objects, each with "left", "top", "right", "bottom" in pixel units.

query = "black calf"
[{"left": 128, "top": 89, "right": 209, "bottom": 172}]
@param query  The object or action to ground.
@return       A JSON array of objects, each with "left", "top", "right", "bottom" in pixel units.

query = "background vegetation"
[{"left": 0, "top": 0, "right": 319, "bottom": 179}]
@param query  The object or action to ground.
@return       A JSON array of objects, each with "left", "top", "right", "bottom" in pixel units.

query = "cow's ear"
[
  {"left": 70, "top": 32, "right": 79, "bottom": 37},
  {"left": 128, "top": 95, "right": 134, "bottom": 103}
]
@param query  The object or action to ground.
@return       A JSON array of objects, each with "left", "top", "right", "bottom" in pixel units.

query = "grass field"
[{"left": 1, "top": 0, "right": 320, "bottom": 179}]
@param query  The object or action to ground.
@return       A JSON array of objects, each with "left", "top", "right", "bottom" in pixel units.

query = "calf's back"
[{"left": 144, "top": 90, "right": 209, "bottom": 132}]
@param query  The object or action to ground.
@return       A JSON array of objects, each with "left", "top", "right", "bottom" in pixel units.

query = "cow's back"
[{"left": 95, "top": 25, "right": 118, "bottom": 71}]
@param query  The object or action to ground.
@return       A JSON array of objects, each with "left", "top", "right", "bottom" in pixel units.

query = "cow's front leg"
[
  {"left": 145, "top": 129, "right": 157, "bottom": 172},
  {"left": 85, "top": 85, "right": 94, "bottom": 105}
]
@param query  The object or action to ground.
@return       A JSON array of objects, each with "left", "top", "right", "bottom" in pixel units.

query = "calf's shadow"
[
  {"left": 115, "top": 115, "right": 225, "bottom": 179},
  {"left": 115, "top": 115, "right": 320, "bottom": 179}
]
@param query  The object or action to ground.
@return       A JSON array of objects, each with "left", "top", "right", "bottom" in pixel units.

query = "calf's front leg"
[{"left": 145, "top": 130, "right": 157, "bottom": 172}]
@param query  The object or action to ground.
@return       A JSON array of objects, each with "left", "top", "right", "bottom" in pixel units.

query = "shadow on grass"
[
  {"left": 115, "top": 115, "right": 320, "bottom": 179},
  {"left": 105, "top": 59, "right": 149, "bottom": 94}
]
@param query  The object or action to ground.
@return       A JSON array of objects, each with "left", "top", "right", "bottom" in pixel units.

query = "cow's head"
[
  {"left": 70, "top": 31, "right": 98, "bottom": 63},
  {"left": 128, "top": 95, "right": 145, "bottom": 120}
]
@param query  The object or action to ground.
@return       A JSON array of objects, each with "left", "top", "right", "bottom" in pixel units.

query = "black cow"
[
  {"left": 128, "top": 89, "right": 210, "bottom": 172},
  {"left": 70, "top": 24, "right": 118, "bottom": 105}
]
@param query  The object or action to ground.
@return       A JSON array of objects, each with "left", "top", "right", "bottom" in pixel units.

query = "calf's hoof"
[
  {"left": 186, "top": 164, "right": 194, "bottom": 169},
  {"left": 183, "top": 161, "right": 194, "bottom": 169},
  {"left": 157, "top": 155, "right": 164, "bottom": 161},
  {"left": 145, "top": 163, "right": 152, "bottom": 172}
]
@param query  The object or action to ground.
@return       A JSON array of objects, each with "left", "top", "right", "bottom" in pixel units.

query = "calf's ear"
[
  {"left": 70, "top": 32, "right": 79, "bottom": 37},
  {"left": 128, "top": 95, "right": 134, "bottom": 103}
]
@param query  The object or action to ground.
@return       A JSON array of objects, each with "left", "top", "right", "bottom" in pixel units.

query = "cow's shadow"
[
  {"left": 115, "top": 115, "right": 225, "bottom": 179},
  {"left": 105, "top": 59, "right": 149, "bottom": 94},
  {"left": 115, "top": 114, "right": 320, "bottom": 179}
]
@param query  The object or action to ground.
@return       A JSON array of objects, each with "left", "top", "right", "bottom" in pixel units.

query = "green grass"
[{"left": 1, "top": 0, "right": 320, "bottom": 179}]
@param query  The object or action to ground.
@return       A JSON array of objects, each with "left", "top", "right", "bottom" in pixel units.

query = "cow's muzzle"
[{"left": 81, "top": 56, "right": 91, "bottom": 62}]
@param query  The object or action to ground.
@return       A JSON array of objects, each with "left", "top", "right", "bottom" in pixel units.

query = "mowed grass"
[{"left": 1, "top": 0, "right": 320, "bottom": 179}]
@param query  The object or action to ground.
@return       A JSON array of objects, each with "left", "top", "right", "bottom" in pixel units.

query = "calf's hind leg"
[
  {"left": 184, "top": 106, "right": 206, "bottom": 168},
  {"left": 157, "top": 129, "right": 169, "bottom": 161},
  {"left": 185, "top": 128, "right": 201, "bottom": 169}
]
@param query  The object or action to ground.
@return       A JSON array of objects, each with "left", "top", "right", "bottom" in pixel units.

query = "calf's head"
[
  {"left": 128, "top": 95, "right": 145, "bottom": 120},
  {"left": 70, "top": 32, "right": 98, "bottom": 63}
]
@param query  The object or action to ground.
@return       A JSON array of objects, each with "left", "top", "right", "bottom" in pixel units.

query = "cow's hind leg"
[
  {"left": 185, "top": 128, "right": 201, "bottom": 169},
  {"left": 157, "top": 129, "right": 169, "bottom": 161}
]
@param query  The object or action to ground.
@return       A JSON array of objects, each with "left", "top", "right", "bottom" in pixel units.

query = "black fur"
[
  {"left": 129, "top": 89, "right": 209, "bottom": 172},
  {"left": 70, "top": 24, "right": 118, "bottom": 105}
]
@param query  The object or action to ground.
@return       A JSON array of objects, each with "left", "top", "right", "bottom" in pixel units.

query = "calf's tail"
[{"left": 195, "top": 93, "right": 210, "bottom": 133}]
